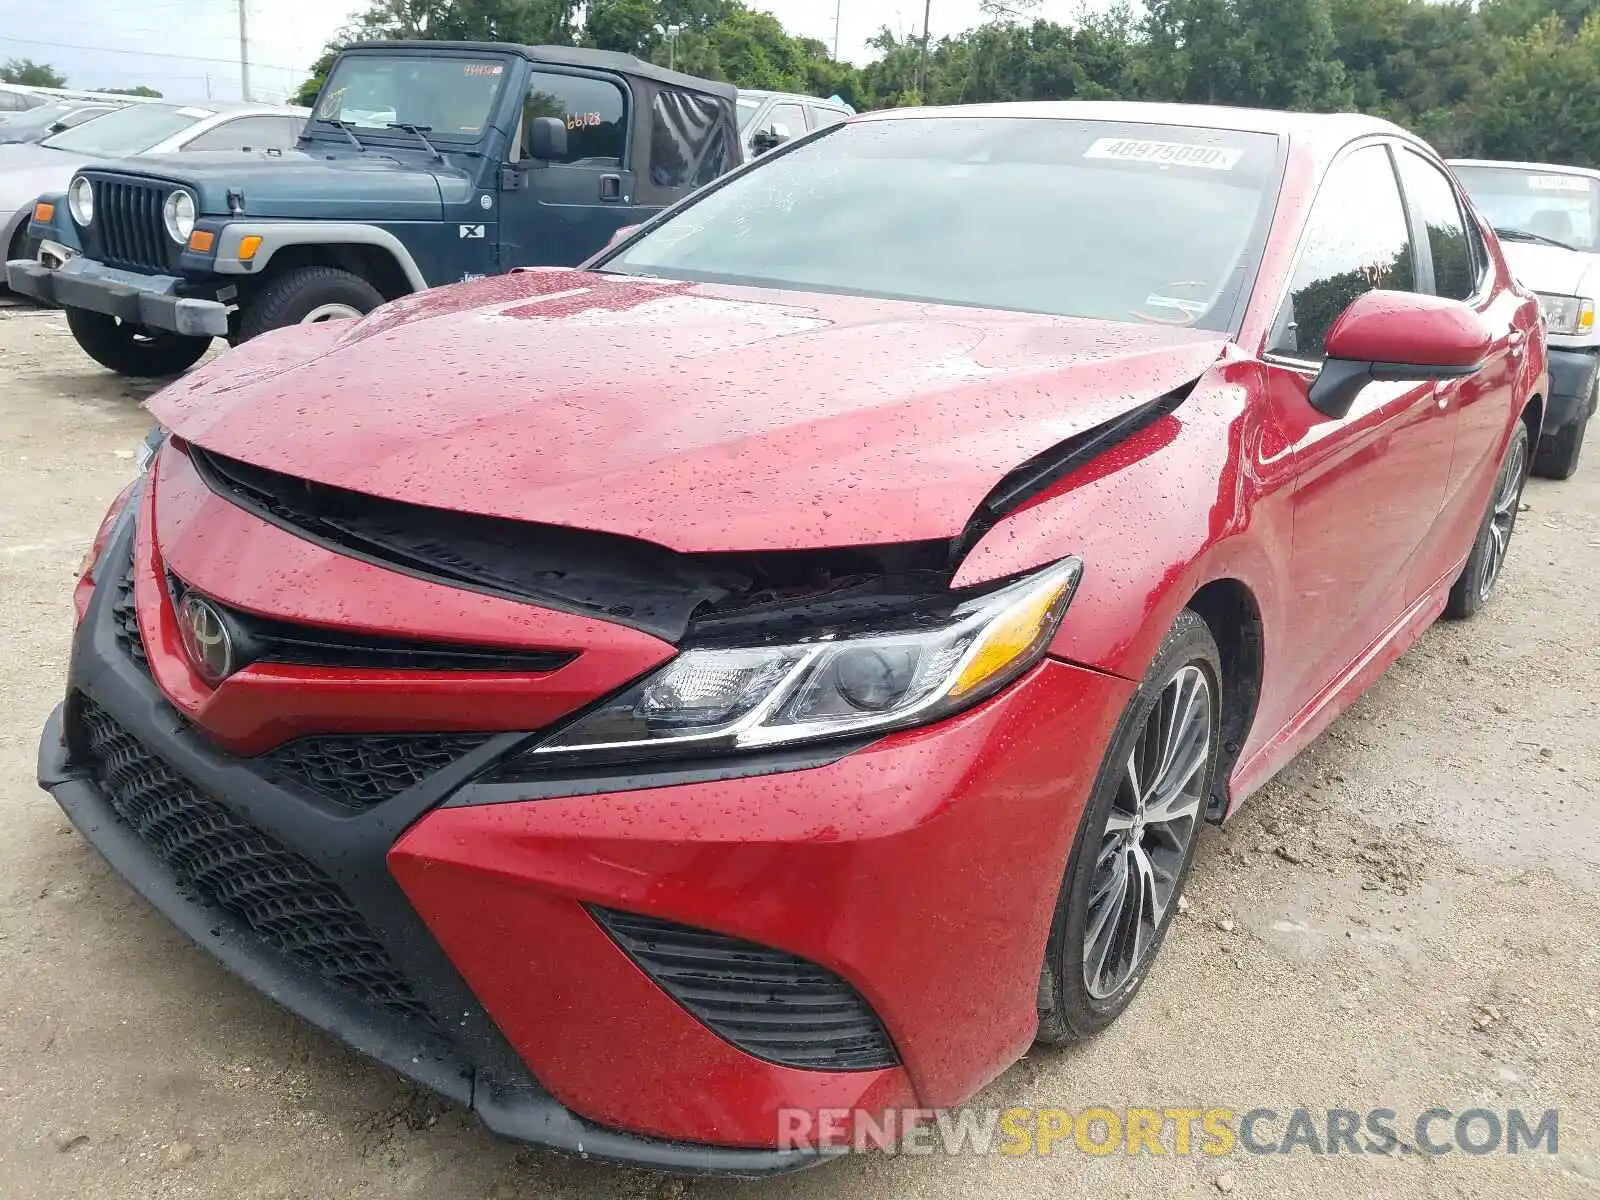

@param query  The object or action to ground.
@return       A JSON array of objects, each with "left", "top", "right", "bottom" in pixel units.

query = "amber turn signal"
[
  {"left": 187, "top": 230, "right": 215, "bottom": 253},
  {"left": 32, "top": 202, "right": 54, "bottom": 223}
]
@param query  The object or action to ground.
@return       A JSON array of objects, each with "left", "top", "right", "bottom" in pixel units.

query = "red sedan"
[{"left": 42, "top": 102, "right": 1543, "bottom": 1172}]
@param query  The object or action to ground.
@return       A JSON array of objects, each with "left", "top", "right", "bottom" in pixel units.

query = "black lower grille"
[
  {"left": 591, "top": 907, "right": 898, "bottom": 1071},
  {"left": 108, "top": 546, "right": 148, "bottom": 671},
  {"left": 75, "top": 699, "right": 439, "bottom": 1030},
  {"left": 264, "top": 733, "right": 492, "bottom": 809}
]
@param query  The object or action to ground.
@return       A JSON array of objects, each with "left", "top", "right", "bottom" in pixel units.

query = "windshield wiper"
[
  {"left": 315, "top": 117, "right": 365, "bottom": 152},
  {"left": 1495, "top": 226, "right": 1577, "bottom": 252},
  {"left": 387, "top": 122, "right": 442, "bottom": 162}
]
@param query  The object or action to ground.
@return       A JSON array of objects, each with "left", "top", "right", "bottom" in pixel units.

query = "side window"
[
  {"left": 810, "top": 106, "right": 849, "bottom": 131},
  {"left": 1397, "top": 150, "right": 1479, "bottom": 301},
  {"left": 1271, "top": 144, "right": 1417, "bottom": 362},
  {"left": 649, "top": 90, "right": 733, "bottom": 189},
  {"left": 523, "top": 71, "right": 625, "bottom": 164},
  {"left": 182, "top": 116, "right": 297, "bottom": 152},
  {"left": 766, "top": 103, "right": 806, "bottom": 137}
]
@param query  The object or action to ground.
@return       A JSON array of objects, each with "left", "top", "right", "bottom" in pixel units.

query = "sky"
[{"left": 0, "top": 0, "right": 1110, "bottom": 105}]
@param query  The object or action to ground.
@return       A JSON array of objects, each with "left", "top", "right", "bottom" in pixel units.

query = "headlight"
[
  {"left": 1535, "top": 291, "right": 1595, "bottom": 336},
  {"left": 162, "top": 190, "right": 196, "bottom": 244},
  {"left": 67, "top": 176, "right": 94, "bottom": 226},
  {"left": 505, "top": 558, "right": 1082, "bottom": 771}
]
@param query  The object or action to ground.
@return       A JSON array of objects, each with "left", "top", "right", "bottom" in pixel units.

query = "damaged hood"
[{"left": 151, "top": 268, "right": 1229, "bottom": 552}]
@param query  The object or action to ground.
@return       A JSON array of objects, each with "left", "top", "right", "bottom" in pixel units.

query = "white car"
[
  {"left": 736, "top": 89, "right": 853, "bottom": 157},
  {"left": 1453, "top": 158, "right": 1599, "bottom": 478},
  {"left": 1, "top": 101, "right": 307, "bottom": 270}
]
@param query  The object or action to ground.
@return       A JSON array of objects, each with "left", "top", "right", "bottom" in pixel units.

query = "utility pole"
[
  {"left": 237, "top": 0, "right": 252, "bottom": 102},
  {"left": 918, "top": 0, "right": 932, "bottom": 100},
  {"left": 833, "top": 0, "right": 842, "bottom": 59}
]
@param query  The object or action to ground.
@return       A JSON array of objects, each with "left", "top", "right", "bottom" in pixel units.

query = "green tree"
[
  {"left": 1, "top": 58, "right": 66, "bottom": 87},
  {"left": 1472, "top": 12, "right": 1600, "bottom": 165},
  {"left": 98, "top": 85, "right": 163, "bottom": 97}
]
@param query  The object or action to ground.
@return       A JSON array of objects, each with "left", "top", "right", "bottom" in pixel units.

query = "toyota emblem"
[{"left": 177, "top": 592, "right": 235, "bottom": 684}]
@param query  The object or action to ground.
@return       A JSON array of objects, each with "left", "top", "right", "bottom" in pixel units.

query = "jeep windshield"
[
  {"left": 600, "top": 116, "right": 1281, "bottom": 332},
  {"left": 1455, "top": 165, "right": 1600, "bottom": 252},
  {"left": 314, "top": 54, "right": 509, "bottom": 143},
  {"left": 40, "top": 103, "right": 209, "bottom": 155}
]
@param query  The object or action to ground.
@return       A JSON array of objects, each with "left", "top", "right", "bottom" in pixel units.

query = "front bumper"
[
  {"left": 42, "top": 512, "right": 1132, "bottom": 1169},
  {"left": 5, "top": 255, "right": 228, "bottom": 337},
  {"left": 1544, "top": 345, "right": 1599, "bottom": 437}
]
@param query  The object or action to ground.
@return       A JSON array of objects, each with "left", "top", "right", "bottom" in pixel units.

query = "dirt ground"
[{"left": 0, "top": 306, "right": 1596, "bottom": 1200}]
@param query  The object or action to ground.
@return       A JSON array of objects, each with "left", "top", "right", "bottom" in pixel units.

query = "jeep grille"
[{"left": 85, "top": 175, "right": 174, "bottom": 273}]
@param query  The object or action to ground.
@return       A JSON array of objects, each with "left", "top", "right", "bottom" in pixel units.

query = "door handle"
[{"left": 599, "top": 174, "right": 622, "bottom": 201}]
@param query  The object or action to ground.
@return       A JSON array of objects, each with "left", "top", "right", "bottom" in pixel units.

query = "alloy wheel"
[
  {"left": 1479, "top": 433, "right": 1528, "bottom": 602},
  {"left": 1083, "top": 664, "right": 1212, "bottom": 1000},
  {"left": 300, "top": 302, "right": 364, "bottom": 324}
]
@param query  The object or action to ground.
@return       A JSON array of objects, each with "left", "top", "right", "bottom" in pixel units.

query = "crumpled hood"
[
  {"left": 108, "top": 149, "right": 449, "bottom": 220},
  {"left": 1499, "top": 240, "right": 1600, "bottom": 298},
  {"left": 151, "top": 268, "right": 1230, "bottom": 553}
]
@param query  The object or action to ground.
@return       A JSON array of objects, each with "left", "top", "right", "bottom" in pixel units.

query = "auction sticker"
[
  {"left": 1528, "top": 174, "right": 1589, "bottom": 192},
  {"left": 1085, "top": 137, "right": 1242, "bottom": 171}
]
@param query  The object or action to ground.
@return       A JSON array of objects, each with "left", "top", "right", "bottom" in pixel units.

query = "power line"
[{"left": 0, "top": 33, "right": 305, "bottom": 73}]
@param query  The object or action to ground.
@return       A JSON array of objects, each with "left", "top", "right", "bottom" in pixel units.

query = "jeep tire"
[
  {"left": 236, "top": 266, "right": 385, "bottom": 341},
  {"left": 65, "top": 309, "right": 213, "bottom": 377}
]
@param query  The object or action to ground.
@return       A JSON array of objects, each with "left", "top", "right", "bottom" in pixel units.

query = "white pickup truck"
[{"left": 1453, "top": 159, "right": 1598, "bottom": 479}]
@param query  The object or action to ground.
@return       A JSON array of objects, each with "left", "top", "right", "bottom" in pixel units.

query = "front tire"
[
  {"left": 1036, "top": 609, "right": 1221, "bottom": 1044},
  {"left": 1446, "top": 421, "right": 1530, "bottom": 619},
  {"left": 64, "top": 308, "right": 212, "bottom": 377},
  {"left": 235, "top": 266, "right": 383, "bottom": 342}
]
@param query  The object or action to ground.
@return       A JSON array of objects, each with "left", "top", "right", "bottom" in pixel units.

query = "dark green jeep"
[{"left": 5, "top": 42, "right": 741, "bottom": 376}]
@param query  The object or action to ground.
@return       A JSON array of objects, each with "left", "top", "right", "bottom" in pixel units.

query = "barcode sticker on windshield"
[
  {"left": 1528, "top": 174, "right": 1589, "bottom": 192},
  {"left": 1085, "top": 138, "right": 1242, "bottom": 171}
]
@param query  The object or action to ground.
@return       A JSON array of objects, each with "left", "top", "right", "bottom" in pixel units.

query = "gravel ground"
[{"left": 0, "top": 308, "right": 1596, "bottom": 1199}]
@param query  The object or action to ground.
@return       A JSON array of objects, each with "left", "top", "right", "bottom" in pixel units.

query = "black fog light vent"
[{"left": 589, "top": 906, "right": 898, "bottom": 1071}]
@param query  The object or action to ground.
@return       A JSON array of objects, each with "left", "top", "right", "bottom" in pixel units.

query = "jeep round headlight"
[
  {"left": 67, "top": 176, "right": 94, "bottom": 226},
  {"left": 162, "top": 190, "right": 196, "bottom": 244}
]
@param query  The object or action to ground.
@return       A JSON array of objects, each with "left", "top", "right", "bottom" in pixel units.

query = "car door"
[
  {"left": 1393, "top": 148, "right": 1524, "bottom": 592},
  {"left": 497, "top": 68, "right": 643, "bottom": 269},
  {"left": 1262, "top": 141, "right": 1459, "bottom": 714}
]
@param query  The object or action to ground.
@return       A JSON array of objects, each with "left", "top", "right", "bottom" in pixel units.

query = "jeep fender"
[{"left": 211, "top": 223, "right": 427, "bottom": 292}]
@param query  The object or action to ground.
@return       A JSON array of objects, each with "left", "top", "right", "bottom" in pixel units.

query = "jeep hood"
[
  {"left": 117, "top": 149, "right": 453, "bottom": 220},
  {"left": 1498, "top": 239, "right": 1600, "bottom": 298},
  {"left": 150, "top": 268, "right": 1229, "bottom": 553}
]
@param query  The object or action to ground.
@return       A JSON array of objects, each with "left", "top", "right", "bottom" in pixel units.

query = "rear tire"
[
  {"left": 1532, "top": 403, "right": 1588, "bottom": 481},
  {"left": 65, "top": 308, "right": 212, "bottom": 377},
  {"left": 1446, "top": 421, "right": 1530, "bottom": 619},
  {"left": 235, "top": 266, "right": 383, "bottom": 342},
  {"left": 1035, "top": 609, "right": 1221, "bottom": 1044}
]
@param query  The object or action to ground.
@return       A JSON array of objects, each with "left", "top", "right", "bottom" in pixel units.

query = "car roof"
[
  {"left": 345, "top": 40, "right": 736, "bottom": 101},
  {"left": 1449, "top": 158, "right": 1600, "bottom": 179},
  {"left": 859, "top": 100, "right": 1412, "bottom": 147},
  {"left": 739, "top": 89, "right": 851, "bottom": 108}
]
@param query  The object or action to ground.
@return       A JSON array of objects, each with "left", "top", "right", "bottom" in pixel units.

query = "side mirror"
[
  {"left": 604, "top": 223, "right": 641, "bottom": 250},
  {"left": 526, "top": 115, "right": 568, "bottom": 162},
  {"left": 751, "top": 121, "right": 792, "bottom": 155},
  {"left": 1308, "top": 290, "right": 1492, "bottom": 419}
]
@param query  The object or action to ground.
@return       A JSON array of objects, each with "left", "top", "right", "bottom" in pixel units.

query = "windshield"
[
  {"left": 603, "top": 117, "right": 1282, "bottom": 330},
  {"left": 314, "top": 54, "right": 509, "bottom": 142},
  {"left": 736, "top": 96, "right": 761, "bottom": 130},
  {"left": 41, "top": 103, "right": 207, "bottom": 154},
  {"left": 1455, "top": 165, "right": 1600, "bottom": 251}
]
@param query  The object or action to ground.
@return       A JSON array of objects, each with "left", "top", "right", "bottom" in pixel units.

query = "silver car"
[{"left": 1, "top": 101, "right": 307, "bottom": 267}]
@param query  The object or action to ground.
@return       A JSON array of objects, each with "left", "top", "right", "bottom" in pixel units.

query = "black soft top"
[{"left": 347, "top": 41, "right": 738, "bottom": 102}]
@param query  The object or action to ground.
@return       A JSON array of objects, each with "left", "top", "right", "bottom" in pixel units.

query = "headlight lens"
[
  {"left": 162, "top": 190, "right": 196, "bottom": 244},
  {"left": 510, "top": 558, "right": 1082, "bottom": 770},
  {"left": 67, "top": 176, "right": 94, "bottom": 226},
  {"left": 1536, "top": 291, "right": 1595, "bottom": 336}
]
